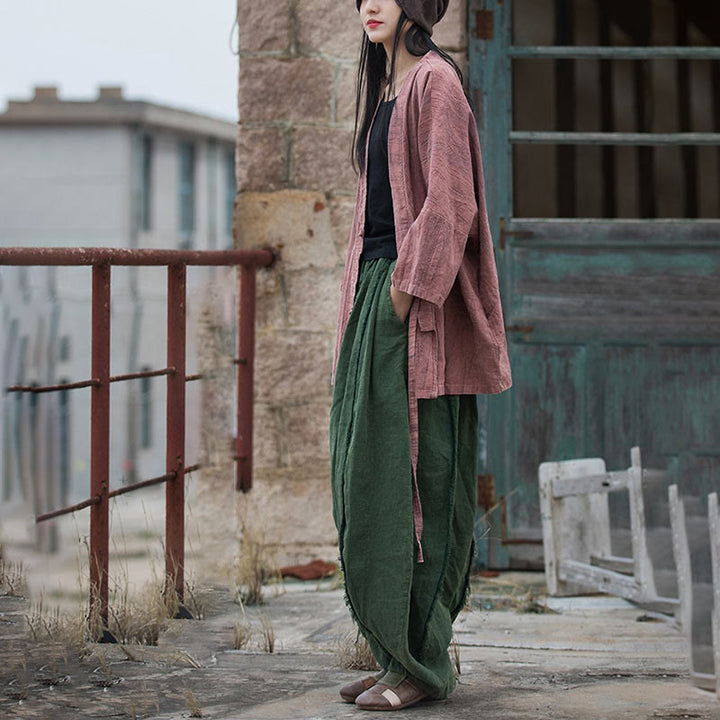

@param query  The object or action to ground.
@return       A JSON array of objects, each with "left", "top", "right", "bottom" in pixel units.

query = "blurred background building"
[{"left": 0, "top": 86, "right": 236, "bottom": 549}]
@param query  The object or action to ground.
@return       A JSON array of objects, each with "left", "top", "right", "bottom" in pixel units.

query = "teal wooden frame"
[{"left": 468, "top": 0, "right": 720, "bottom": 568}]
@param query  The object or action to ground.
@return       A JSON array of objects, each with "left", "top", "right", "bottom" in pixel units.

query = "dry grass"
[
  {"left": 450, "top": 635, "right": 462, "bottom": 677},
  {"left": 234, "top": 522, "right": 281, "bottom": 606},
  {"left": 258, "top": 614, "right": 276, "bottom": 653},
  {"left": 230, "top": 610, "right": 277, "bottom": 653},
  {"left": 338, "top": 631, "right": 379, "bottom": 671},
  {"left": 232, "top": 619, "right": 253, "bottom": 650},
  {"left": 25, "top": 594, "right": 90, "bottom": 653},
  {"left": 25, "top": 571, "right": 209, "bottom": 650},
  {"left": 183, "top": 687, "right": 204, "bottom": 717},
  {"left": 105, "top": 579, "right": 170, "bottom": 645},
  {"left": 0, "top": 546, "right": 28, "bottom": 597}
]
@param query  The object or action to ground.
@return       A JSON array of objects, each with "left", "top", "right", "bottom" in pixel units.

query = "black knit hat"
[{"left": 356, "top": 0, "right": 449, "bottom": 36}]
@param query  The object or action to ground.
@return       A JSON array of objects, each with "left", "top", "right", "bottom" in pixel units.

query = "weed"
[
  {"left": 232, "top": 619, "right": 253, "bottom": 650},
  {"left": 516, "top": 589, "right": 556, "bottom": 614},
  {"left": 0, "top": 546, "right": 28, "bottom": 597},
  {"left": 338, "top": 631, "right": 379, "bottom": 671},
  {"left": 450, "top": 635, "right": 462, "bottom": 677},
  {"left": 106, "top": 578, "right": 169, "bottom": 645},
  {"left": 25, "top": 594, "right": 88, "bottom": 652},
  {"left": 182, "top": 577, "right": 206, "bottom": 620},
  {"left": 234, "top": 521, "right": 280, "bottom": 606},
  {"left": 183, "top": 687, "right": 203, "bottom": 718},
  {"left": 258, "top": 614, "right": 275, "bottom": 653}
]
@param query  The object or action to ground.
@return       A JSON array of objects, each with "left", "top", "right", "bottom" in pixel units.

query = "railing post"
[
  {"left": 236, "top": 264, "right": 256, "bottom": 493},
  {"left": 90, "top": 262, "right": 111, "bottom": 629},
  {"left": 166, "top": 263, "right": 186, "bottom": 605}
]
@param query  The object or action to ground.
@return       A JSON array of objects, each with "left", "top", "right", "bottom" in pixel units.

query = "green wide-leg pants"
[{"left": 330, "top": 258, "right": 478, "bottom": 699}]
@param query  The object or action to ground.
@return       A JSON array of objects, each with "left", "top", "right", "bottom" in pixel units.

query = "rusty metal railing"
[{"left": 0, "top": 247, "right": 275, "bottom": 631}]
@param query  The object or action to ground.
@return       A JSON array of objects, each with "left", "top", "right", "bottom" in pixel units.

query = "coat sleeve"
[{"left": 390, "top": 68, "right": 478, "bottom": 306}]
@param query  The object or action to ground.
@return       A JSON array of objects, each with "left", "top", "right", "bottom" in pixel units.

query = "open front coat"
[{"left": 334, "top": 51, "right": 512, "bottom": 400}]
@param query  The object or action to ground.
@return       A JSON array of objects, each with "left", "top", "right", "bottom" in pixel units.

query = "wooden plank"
[
  {"left": 539, "top": 457, "right": 608, "bottom": 596},
  {"left": 668, "top": 484, "right": 715, "bottom": 689},
  {"left": 558, "top": 559, "right": 642, "bottom": 600},
  {"left": 628, "top": 448, "right": 658, "bottom": 601},
  {"left": 552, "top": 470, "right": 630, "bottom": 498},
  {"left": 669, "top": 485, "right": 692, "bottom": 635},
  {"left": 590, "top": 555, "right": 634, "bottom": 574},
  {"left": 709, "top": 492, "right": 720, "bottom": 700}
]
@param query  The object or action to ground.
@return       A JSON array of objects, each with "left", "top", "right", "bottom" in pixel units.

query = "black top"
[{"left": 361, "top": 99, "right": 397, "bottom": 261}]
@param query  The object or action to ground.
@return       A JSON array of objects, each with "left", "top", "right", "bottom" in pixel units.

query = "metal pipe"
[
  {"left": 236, "top": 264, "right": 256, "bottom": 493},
  {"left": 0, "top": 247, "right": 275, "bottom": 267},
  {"left": 36, "top": 495, "right": 101, "bottom": 523},
  {"left": 37, "top": 463, "right": 203, "bottom": 519},
  {"left": 166, "top": 263, "right": 187, "bottom": 603},
  {"left": 108, "top": 472, "right": 175, "bottom": 499},
  {"left": 90, "top": 263, "right": 111, "bottom": 627},
  {"left": 7, "top": 379, "right": 99, "bottom": 393},
  {"left": 7, "top": 368, "right": 171, "bottom": 393},
  {"left": 110, "top": 368, "right": 172, "bottom": 383}
]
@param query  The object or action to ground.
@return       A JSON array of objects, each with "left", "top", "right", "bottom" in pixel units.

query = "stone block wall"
[{"left": 194, "top": 0, "right": 469, "bottom": 574}]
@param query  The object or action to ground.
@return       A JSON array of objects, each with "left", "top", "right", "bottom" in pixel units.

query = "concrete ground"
[
  {"left": 2, "top": 570, "right": 719, "bottom": 719},
  {"left": 1, "top": 487, "right": 719, "bottom": 719}
]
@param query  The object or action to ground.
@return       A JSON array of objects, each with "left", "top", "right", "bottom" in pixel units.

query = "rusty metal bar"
[
  {"left": 185, "top": 373, "right": 202, "bottom": 382},
  {"left": 0, "top": 247, "right": 275, "bottom": 267},
  {"left": 7, "top": 379, "right": 99, "bottom": 393},
  {"left": 37, "top": 462, "right": 203, "bottom": 519},
  {"left": 236, "top": 264, "right": 256, "bottom": 493},
  {"left": 166, "top": 263, "right": 187, "bottom": 602},
  {"left": 36, "top": 495, "right": 101, "bottom": 523},
  {"left": 90, "top": 263, "right": 111, "bottom": 627},
  {"left": 110, "top": 368, "right": 172, "bottom": 383},
  {"left": 7, "top": 368, "right": 171, "bottom": 393},
  {"left": 108, "top": 472, "right": 175, "bottom": 499}
]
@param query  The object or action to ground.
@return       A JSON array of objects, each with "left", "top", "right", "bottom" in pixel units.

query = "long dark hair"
[{"left": 352, "top": 12, "right": 463, "bottom": 174}]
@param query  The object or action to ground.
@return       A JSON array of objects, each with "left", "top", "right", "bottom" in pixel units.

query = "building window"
[
  {"left": 509, "top": 0, "right": 720, "bottom": 219},
  {"left": 225, "top": 149, "right": 236, "bottom": 241},
  {"left": 140, "top": 134, "right": 153, "bottom": 231},
  {"left": 140, "top": 369, "right": 152, "bottom": 449},
  {"left": 58, "top": 386, "right": 70, "bottom": 505},
  {"left": 207, "top": 140, "right": 218, "bottom": 250},
  {"left": 178, "top": 140, "right": 196, "bottom": 242},
  {"left": 58, "top": 335, "right": 71, "bottom": 362}
]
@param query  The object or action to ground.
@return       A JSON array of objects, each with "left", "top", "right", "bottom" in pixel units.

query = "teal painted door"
[{"left": 469, "top": 0, "right": 720, "bottom": 568}]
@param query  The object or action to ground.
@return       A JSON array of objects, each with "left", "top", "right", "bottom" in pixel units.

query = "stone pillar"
[{"left": 227, "top": 0, "right": 469, "bottom": 567}]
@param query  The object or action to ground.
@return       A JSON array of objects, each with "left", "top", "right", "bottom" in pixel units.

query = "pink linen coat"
[
  {"left": 334, "top": 51, "right": 512, "bottom": 399},
  {"left": 333, "top": 51, "right": 512, "bottom": 559}
]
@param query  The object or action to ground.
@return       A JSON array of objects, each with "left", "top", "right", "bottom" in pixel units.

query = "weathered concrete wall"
[{"left": 203, "top": 0, "right": 469, "bottom": 570}]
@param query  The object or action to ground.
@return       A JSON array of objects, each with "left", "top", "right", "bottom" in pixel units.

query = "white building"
[{"left": 0, "top": 86, "right": 237, "bottom": 542}]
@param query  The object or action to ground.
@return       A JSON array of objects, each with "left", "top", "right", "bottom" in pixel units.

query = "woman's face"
[{"left": 359, "top": 0, "right": 404, "bottom": 45}]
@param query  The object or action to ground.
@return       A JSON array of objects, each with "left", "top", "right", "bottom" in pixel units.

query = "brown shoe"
[
  {"left": 339, "top": 675, "right": 378, "bottom": 703},
  {"left": 355, "top": 678, "right": 428, "bottom": 711}
]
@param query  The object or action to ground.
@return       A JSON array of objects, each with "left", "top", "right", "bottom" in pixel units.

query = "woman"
[{"left": 330, "top": 0, "right": 511, "bottom": 711}]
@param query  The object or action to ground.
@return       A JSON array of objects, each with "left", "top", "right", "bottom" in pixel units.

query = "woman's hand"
[{"left": 390, "top": 286, "right": 413, "bottom": 322}]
